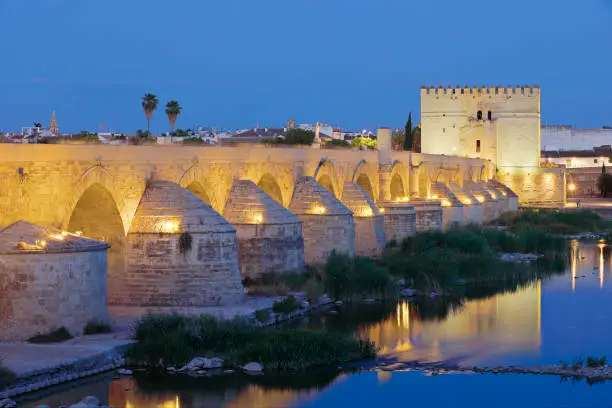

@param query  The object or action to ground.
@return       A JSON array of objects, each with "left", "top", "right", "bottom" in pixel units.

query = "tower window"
[
  {"left": 476, "top": 140, "right": 481, "bottom": 153},
  {"left": 487, "top": 111, "right": 492, "bottom": 120},
  {"left": 477, "top": 111, "right": 483, "bottom": 120}
]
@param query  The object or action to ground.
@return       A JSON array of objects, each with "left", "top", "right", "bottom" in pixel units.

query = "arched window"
[
  {"left": 487, "top": 111, "right": 492, "bottom": 120},
  {"left": 477, "top": 111, "right": 483, "bottom": 120}
]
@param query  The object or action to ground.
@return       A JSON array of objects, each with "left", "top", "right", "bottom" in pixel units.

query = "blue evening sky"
[{"left": 1, "top": 0, "right": 611, "bottom": 134}]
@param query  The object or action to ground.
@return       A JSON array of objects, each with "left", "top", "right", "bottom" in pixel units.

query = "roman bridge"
[
  {"left": 0, "top": 142, "right": 497, "bottom": 235},
  {"left": 0, "top": 138, "right": 520, "bottom": 326}
]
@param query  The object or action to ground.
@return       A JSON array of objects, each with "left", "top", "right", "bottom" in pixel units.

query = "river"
[{"left": 16, "top": 242, "right": 612, "bottom": 407}]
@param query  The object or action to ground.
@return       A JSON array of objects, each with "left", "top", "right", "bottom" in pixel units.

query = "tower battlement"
[{"left": 421, "top": 85, "right": 540, "bottom": 97}]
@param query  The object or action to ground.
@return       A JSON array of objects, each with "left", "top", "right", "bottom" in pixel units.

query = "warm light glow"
[
  {"left": 49, "top": 233, "right": 65, "bottom": 240},
  {"left": 158, "top": 220, "right": 180, "bottom": 233},
  {"left": 312, "top": 205, "right": 327, "bottom": 215},
  {"left": 363, "top": 208, "right": 374, "bottom": 217},
  {"left": 75, "top": 231, "right": 83, "bottom": 236},
  {"left": 568, "top": 183, "right": 576, "bottom": 192},
  {"left": 441, "top": 198, "right": 452, "bottom": 207},
  {"left": 476, "top": 196, "right": 485, "bottom": 203},
  {"left": 380, "top": 208, "right": 385, "bottom": 213},
  {"left": 431, "top": 194, "right": 439, "bottom": 199},
  {"left": 253, "top": 213, "right": 264, "bottom": 224},
  {"left": 490, "top": 193, "right": 497, "bottom": 199},
  {"left": 39, "top": 240, "right": 47, "bottom": 248},
  {"left": 462, "top": 199, "right": 472, "bottom": 205}
]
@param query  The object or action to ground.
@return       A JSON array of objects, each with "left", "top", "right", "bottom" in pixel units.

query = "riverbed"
[{"left": 15, "top": 242, "right": 612, "bottom": 407}]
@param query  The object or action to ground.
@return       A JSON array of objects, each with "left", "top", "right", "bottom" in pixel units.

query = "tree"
[
  {"left": 284, "top": 128, "right": 315, "bottom": 145},
  {"left": 403, "top": 112, "right": 413, "bottom": 151},
  {"left": 165, "top": 100, "right": 183, "bottom": 141},
  {"left": 392, "top": 129, "right": 405, "bottom": 150},
  {"left": 598, "top": 163, "right": 612, "bottom": 198},
  {"left": 351, "top": 137, "right": 377, "bottom": 150},
  {"left": 412, "top": 126, "right": 422, "bottom": 153},
  {"left": 141, "top": 93, "right": 159, "bottom": 136}
]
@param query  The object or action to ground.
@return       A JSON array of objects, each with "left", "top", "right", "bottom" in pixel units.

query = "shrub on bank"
[
  {"left": 0, "top": 359, "right": 16, "bottom": 391},
  {"left": 126, "top": 314, "right": 375, "bottom": 370},
  {"left": 273, "top": 296, "right": 301, "bottom": 314},
  {"left": 324, "top": 252, "right": 396, "bottom": 300},
  {"left": 28, "top": 327, "right": 73, "bottom": 343},
  {"left": 495, "top": 209, "right": 612, "bottom": 234},
  {"left": 84, "top": 320, "right": 112, "bottom": 335}
]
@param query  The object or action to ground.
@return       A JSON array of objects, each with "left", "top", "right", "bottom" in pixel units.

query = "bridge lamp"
[
  {"left": 441, "top": 199, "right": 451, "bottom": 207},
  {"left": 253, "top": 214, "right": 264, "bottom": 224},
  {"left": 158, "top": 220, "right": 180, "bottom": 233},
  {"left": 312, "top": 205, "right": 327, "bottom": 215},
  {"left": 476, "top": 196, "right": 485, "bottom": 203},
  {"left": 568, "top": 183, "right": 576, "bottom": 192},
  {"left": 379, "top": 208, "right": 385, "bottom": 213}
]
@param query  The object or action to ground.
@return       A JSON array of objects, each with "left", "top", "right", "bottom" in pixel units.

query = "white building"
[{"left": 541, "top": 125, "right": 612, "bottom": 151}]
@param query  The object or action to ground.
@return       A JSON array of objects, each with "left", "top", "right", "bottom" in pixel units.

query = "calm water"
[{"left": 18, "top": 243, "right": 612, "bottom": 408}]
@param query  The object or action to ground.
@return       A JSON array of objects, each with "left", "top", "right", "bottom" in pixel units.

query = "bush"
[
  {"left": 273, "top": 295, "right": 302, "bottom": 315},
  {"left": 254, "top": 309, "right": 271, "bottom": 323},
  {"left": 325, "top": 139, "right": 349, "bottom": 148},
  {"left": 0, "top": 359, "right": 16, "bottom": 391},
  {"left": 324, "top": 252, "right": 396, "bottom": 300},
  {"left": 126, "top": 314, "right": 375, "bottom": 370},
  {"left": 586, "top": 355, "right": 607, "bottom": 368},
  {"left": 571, "top": 357, "right": 584, "bottom": 370},
  {"left": 28, "top": 327, "right": 73, "bottom": 343},
  {"left": 284, "top": 129, "right": 315, "bottom": 145},
  {"left": 84, "top": 320, "right": 112, "bottom": 335}
]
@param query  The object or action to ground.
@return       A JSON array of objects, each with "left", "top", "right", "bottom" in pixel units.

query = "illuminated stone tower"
[{"left": 49, "top": 111, "right": 59, "bottom": 136}]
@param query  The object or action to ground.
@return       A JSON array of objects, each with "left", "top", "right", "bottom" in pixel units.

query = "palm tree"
[
  {"left": 165, "top": 100, "right": 183, "bottom": 142},
  {"left": 141, "top": 93, "right": 159, "bottom": 136}
]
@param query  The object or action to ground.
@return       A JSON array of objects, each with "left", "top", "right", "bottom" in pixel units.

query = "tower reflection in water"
[
  {"left": 361, "top": 280, "right": 542, "bottom": 366},
  {"left": 571, "top": 241, "right": 611, "bottom": 291}
]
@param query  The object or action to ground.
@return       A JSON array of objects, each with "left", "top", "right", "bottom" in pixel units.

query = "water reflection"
[{"left": 19, "top": 244, "right": 612, "bottom": 408}]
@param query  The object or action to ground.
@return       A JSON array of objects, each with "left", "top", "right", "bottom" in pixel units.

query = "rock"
[
  {"left": 318, "top": 294, "right": 332, "bottom": 304},
  {"left": 166, "top": 366, "right": 177, "bottom": 372},
  {"left": 334, "top": 300, "right": 343, "bottom": 306},
  {"left": 242, "top": 362, "right": 264, "bottom": 373},
  {"left": 0, "top": 399, "right": 17, "bottom": 408},
  {"left": 361, "top": 298, "right": 375, "bottom": 303},
  {"left": 396, "top": 279, "right": 406, "bottom": 287},
  {"left": 69, "top": 404, "right": 89, "bottom": 408},
  {"left": 35, "top": 405, "right": 51, "bottom": 408},
  {"left": 117, "top": 368, "right": 133, "bottom": 375},
  {"left": 300, "top": 300, "right": 310, "bottom": 308},
  {"left": 186, "top": 357, "right": 224, "bottom": 370},
  {"left": 80, "top": 396, "right": 100, "bottom": 406},
  {"left": 224, "top": 369, "right": 235, "bottom": 374},
  {"left": 400, "top": 288, "right": 417, "bottom": 297}
]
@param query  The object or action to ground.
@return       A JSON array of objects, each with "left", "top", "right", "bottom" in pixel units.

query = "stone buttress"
[
  {"left": 431, "top": 182, "right": 463, "bottom": 230},
  {"left": 448, "top": 182, "right": 484, "bottom": 225},
  {"left": 120, "top": 180, "right": 243, "bottom": 307},
  {"left": 0, "top": 221, "right": 109, "bottom": 340},
  {"left": 341, "top": 181, "right": 386, "bottom": 257},
  {"left": 223, "top": 180, "right": 305, "bottom": 279},
  {"left": 289, "top": 176, "right": 356, "bottom": 264}
]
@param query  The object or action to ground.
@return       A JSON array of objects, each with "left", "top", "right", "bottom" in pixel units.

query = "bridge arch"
[
  {"left": 257, "top": 173, "right": 284, "bottom": 205},
  {"left": 314, "top": 158, "right": 338, "bottom": 196},
  {"left": 389, "top": 160, "right": 408, "bottom": 200},
  {"left": 179, "top": 165, "right": 221, "bottom": 210},
  {"left": 416, "top": 165, "right": 431, "bottom": 199},
  {"left": 351, "top": 160, "right": 376, "bottom": 201},
  {"left": 63, "top": 166, "right": 127, "bottom": 291}
]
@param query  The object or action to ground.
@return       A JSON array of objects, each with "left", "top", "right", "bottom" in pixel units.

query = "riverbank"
[{"left": 375, "top": 359, "right": 612, "bottom": 382}]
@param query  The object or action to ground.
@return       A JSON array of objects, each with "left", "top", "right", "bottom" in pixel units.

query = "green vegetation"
[
  {"left": 72, "top": 130, "right": 99, "bottom": 140},
  {"left": 0, "top": 359, "right": 16, "bottom": 391},
  {"left": 382, "top": 225, "right": 567, "bottom": 294},
  {"left": 165, "top": 100, "right": 183, "bottom": 136},
  {"left": 324, "top": 139, "right": 349, "bottom": 148},
  {"left": 28, "top": 327, "right": 73, "bottom": 343},
  {"left": 598, "top": 172, "right": 612, "bottom": 198},
  {"left": 404, "top": 112, "right": 413, "bottom": 151},
  {"left": 126, "top": 315, "right": 375, "bottom": 371},
  {"left": 84, "top": 320, "right": 112, "bottom": 335},
  {"left": 254, "top": 309, "right": 271, "bottom": 323},
  {"left": 350, "top": 137, "right": 377, "bottom": 150},
  {"left": 586, "top": 355, "right": 607, "bottom": 368},
  {"left": 272, "top": 295, "right": 301, "bottom": 315},
  {"left": 182, "top": 137, "right": 205, "bottom": 145},
  {"left": 141, "top": 93, "right": 159, "bottom": 135},
  {"left": 494, "top": 209, "right": 612, "bottom": 235},
  {"left": 325, "top": 253, "right": 396, "bottom": 300},
  {"left": 571, "top": 357, "right": 584, "bottom": 370}
]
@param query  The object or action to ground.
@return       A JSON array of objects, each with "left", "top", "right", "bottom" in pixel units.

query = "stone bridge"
[{"left": 0, "top": 137, "right": 519, "bottom": 337}]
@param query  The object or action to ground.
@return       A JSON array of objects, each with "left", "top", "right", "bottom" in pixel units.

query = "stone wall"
[
  {"left": 442, "top": 206, "right": 463, "bottom": 230},
  {"left": 353, "top": 216, "right": 386, "bottom": 257},
  {"left": 234, "top": 223, "right": 305, "bottom": 278},
  {"left": 380, "top": 203, "right": 416, "bottom": 243},
  {"left": 298, "top": 215, "right": 356, "bottom": 264},
  {"left": 0, "top": 250, "right": 109, "bottom": 341},
  {"left": 120, "top": 232, "right": 243, "bottom": 306},
  {"left": 462, "top": 203, "right": 483, "bottom": 225},
  {"left": 497, "top": 167, "right": 566, "bottom": 207},
  {"left": 412, "top": 201, "right": 443, "bottom": 232}
]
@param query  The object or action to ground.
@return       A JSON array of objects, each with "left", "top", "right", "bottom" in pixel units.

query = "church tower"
[{"left": 49, "top": 112, "right": 59, "bottom": 136}]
